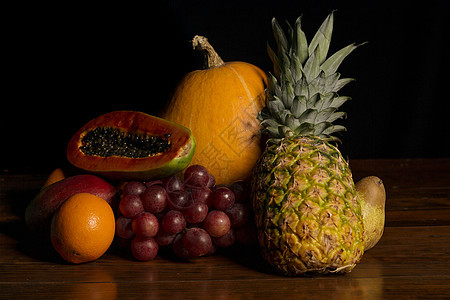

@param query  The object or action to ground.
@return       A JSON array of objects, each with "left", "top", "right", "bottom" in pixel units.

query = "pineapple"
[{"left": 251, "top": 12, "right": 365, "bottom": 275}]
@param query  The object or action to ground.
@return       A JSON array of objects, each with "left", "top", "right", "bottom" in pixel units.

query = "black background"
[{"left": 4, "top": 1, "right": 449, "bottom": 172}]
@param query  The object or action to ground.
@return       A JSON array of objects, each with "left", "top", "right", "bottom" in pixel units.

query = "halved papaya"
[{"left": 67, "top": 111, "right": 196, "bottom": 181}]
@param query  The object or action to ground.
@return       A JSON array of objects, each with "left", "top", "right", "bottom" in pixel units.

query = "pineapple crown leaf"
[
  {"left": 261, "top": 11, "right": 365, "bottom": 142},
  {"left": 308, "top": 11, "right": 333, "bottom": 64},
  {"left": 320, "top": 42, "right": 367, "bottom": 76}
]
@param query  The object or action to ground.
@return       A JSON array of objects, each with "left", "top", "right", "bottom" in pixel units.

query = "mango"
[{"left": 25, "top": 174, "right": 117, "bottom": 234}]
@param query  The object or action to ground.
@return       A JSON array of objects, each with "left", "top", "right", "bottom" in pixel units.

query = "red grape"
[
  {"left": 116, "top": 163, "right": 256, "bottom": 261},
  {"left": 131, "top": 212, "right": 159, "bottom": 238},
  {"left": 155, "top": 227, "right": 177, "bottom": 246},
  {"left": 203, "top": 210, "right": 231, "bottom": 237},
  {"left": 184, "top": 165, "right": 210, "bottom": 187},
  {"left": 226, "top": 203, "right": 250, "bottom": 228},
  {"left": 145, "top": 180, "right": 163, "bottom": 187},
  {"left": 142, "top": 185, "right": 168, "bottom": 213},
  {"left": 189, "top": 187, "right": 212, "bottom": 206},
  {"left": 182, "top": 202, "right": 208, "bottom": 224},
  {"left": 213, "top": 229, "right": 235, "bottom": 248},
  {"left": 229, "top": 180, "right": 249, "bottom": 203},
  {"left": 211, "top": 187, "right": 235, "bottom": 211},
  {"left": 206, "top": 242, "right": 217, "bottom": 256},
  {"left": 161, "top": 210, "right": 186, "bottom": 234},
  {"left": 206, "top": 174, "right": 216, "bottom": 189},
  {"left": 119, "top": 194, "right": 144, "bottom": 218},
  {"left": 183, "top": 228, "right": 212, "bottom": 257},
  {"left": 116, "top": 216, "right": 134, "bottom": 239},
  {"left": 172, "top": 234, "right": 191, "bottom": 259},
  {"left": 123, "top": 181, "right": 147, "bottom": 196},
  {"left": 131, "top": 236, "right": 159, "bottom": 261},
  {"left": 167, "top": 190, "right": 190, "bottom": 209},
  {"left": 163, "top": 175, "right": 185, "bottom": 193}
]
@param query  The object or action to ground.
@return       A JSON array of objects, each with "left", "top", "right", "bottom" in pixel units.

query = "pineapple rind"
[
  {"left": 253, "top": 12, "right": 365, "bottom": 276},
  {"left": 251, "top": 136, "right": 364, "bottom": 275}
]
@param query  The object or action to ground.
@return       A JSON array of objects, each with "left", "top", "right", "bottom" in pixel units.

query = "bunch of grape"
[{"left": 115, "top": 165, "right": 257, "bottom": 261}]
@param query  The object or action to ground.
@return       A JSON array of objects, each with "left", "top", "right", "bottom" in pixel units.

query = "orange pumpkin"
[{"left": 163, "top": 35, "right": 267, "bottom": 185}]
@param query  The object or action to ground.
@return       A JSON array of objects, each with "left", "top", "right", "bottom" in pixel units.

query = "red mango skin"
[{"left": 25, "top": 174, "right": 118, "bottom": 234}]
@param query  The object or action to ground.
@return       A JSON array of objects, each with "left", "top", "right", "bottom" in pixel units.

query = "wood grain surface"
[{"left": 1, "top": 158, "right": 449, "bottom": 299}]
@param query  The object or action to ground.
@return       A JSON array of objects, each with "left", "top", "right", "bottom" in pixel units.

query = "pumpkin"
[{"left": 163, "top": 35, "right": 267, "bottom": 185}]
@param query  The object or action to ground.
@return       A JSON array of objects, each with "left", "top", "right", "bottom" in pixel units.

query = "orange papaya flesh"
[{"left": 67, "top": 111, "right": 196, "bottom": 181}]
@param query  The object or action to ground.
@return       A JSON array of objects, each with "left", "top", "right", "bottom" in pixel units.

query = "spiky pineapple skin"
[{"left": 251, "top": 136, "right": 364, "bottom": 275}]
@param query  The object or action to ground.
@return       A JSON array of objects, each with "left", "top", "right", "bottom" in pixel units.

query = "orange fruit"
[
  {"left": 50, "top": 193, "right": 115, "bottom": 264},
  {"left": 42, "top": 168, "right": 66, "bottom": 188}
]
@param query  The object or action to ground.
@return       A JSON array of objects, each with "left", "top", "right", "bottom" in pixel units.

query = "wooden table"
[{"left": 1, "top": 159, "right": 449, "bottom": 299}]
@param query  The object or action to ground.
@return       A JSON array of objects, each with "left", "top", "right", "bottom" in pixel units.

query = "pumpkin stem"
[{"left": 192, "top": 35, "right": 225, "bottom": 69}]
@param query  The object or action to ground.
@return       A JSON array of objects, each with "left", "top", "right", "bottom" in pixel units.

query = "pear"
[{"left": 356, "top": 176, "right": 386, "bottom": 251}]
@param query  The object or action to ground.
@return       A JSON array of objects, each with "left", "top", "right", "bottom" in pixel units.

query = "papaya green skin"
[
  {"left": 93, "top": 135, "right": 196, "bottom": 181},
  {"left": 25, "top": 174, "right": 118, "bottom": 235}
]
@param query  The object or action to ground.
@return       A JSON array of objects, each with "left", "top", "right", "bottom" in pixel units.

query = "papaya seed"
[{"left": 80, "top": 127, "right": 171, "bottom": 158}]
